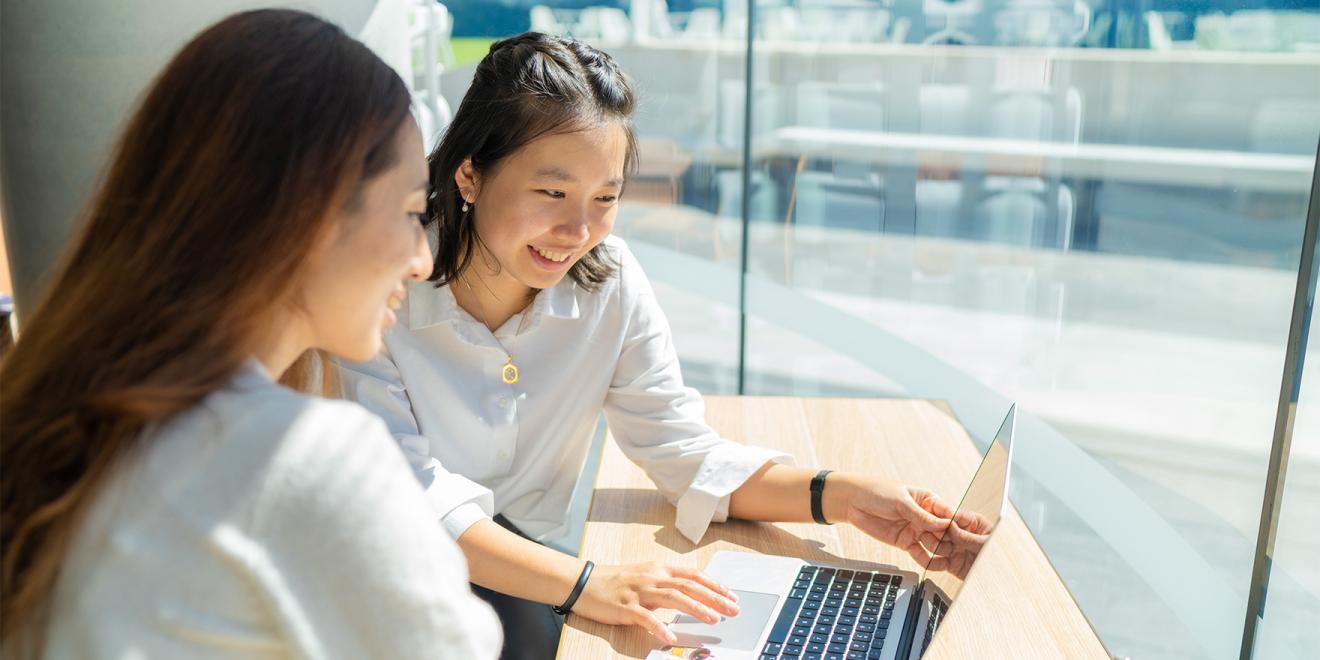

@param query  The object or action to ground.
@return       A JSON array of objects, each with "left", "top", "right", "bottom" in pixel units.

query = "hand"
[
  {"left": 571, "top": 561, "right": 742, "bottom": 645},
  {"left": 824, "top": 474, "right": 954, "bottom": 565},
  {"left": 925, "top": 510, "right": 993, "bottom": 578}
]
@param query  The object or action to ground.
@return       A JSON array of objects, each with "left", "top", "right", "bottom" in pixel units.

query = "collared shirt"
[
  {"left": 339, "top": 236, "right": 791, "bottom": 544},
  {"left": 44, "top": 363, "right": 501, "bottom": 659}
]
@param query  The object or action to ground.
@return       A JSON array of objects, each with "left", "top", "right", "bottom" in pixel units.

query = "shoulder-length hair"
[
  {"left": 426, "top": 32, "right": 639, "bottom": 291},
  {"left": 0, "top": 9, "right": 410, "bottom": 651}
]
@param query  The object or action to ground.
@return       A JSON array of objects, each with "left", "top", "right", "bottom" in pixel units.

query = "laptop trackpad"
[{"left": 669, "top": 589, "right": 780, "bottom": 651}]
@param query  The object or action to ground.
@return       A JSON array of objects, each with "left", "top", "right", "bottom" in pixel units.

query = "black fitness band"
[
  {"left": 810, "top": 469, "right": 833, "bottom": 525},
  {"left": 553, "top": 560, "right": 595, "bottom": 615}
]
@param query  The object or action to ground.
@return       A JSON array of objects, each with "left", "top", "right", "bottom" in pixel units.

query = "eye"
[
  {"left": 540, "top": 190, "right": 566, "bottom": 199},
  {"left": 597, "top": 195, "right": 618, "bottom": 204},
  {"left": 409, "top": 212, "right": 427, "bottom": 225}
]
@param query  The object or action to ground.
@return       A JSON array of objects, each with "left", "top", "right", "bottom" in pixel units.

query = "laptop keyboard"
[
  {"left": 918, "top": 594, "right": 950, "bottom": 656},
  {"left": 759, "top": 565, "right": 901, "bottom": 660}
]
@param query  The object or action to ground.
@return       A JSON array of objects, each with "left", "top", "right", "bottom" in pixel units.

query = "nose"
[
  {"left": 555, "top": 207, "right": 592, "bottom": 243},
  {"left": 407, "top": 225, "right": 433, "bottom": 281}
]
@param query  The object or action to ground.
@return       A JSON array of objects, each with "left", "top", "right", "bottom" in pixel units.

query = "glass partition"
[
  {"left": 417, "top": 1, "right": 1319, "bottom": 656},
  {"left": 730, "top": 3, "right": 1318, "bottom": 659}
]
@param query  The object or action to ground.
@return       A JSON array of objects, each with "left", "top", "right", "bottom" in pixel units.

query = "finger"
[
  {"left": 662, "top": 577, "right": 740, "bottom": 617},
  {"left": 946, "top": 520, "right": 991, "bottom": 548},
  {"left": 915, "top": 489, "right": 956, "bottom": 520},
  {"left": 668, "top": 566, "right": 741, "bottom": 605},
  {"left": 632, "top": 607, "right": 679, "bottom": 645},
  {"left": 904, "top": 490, "right": 953, "bottom": 533},
  {"left": 647, "top": 588, "right": 722, "bottom": 625},
  {"left": 903, "top": 539, "right": 935, "bottom": 566}
]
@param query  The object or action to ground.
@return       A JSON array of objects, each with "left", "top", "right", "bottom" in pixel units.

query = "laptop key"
[
  {"left": 807, "top": 642, "right": 826, "bottom": 654},
  {"left": 867, "top": 651, "right": 884, "bottom": 660},
  {"left": 782, "top": 644, "right": 803, "bottom": 657},
  {"left": 848, "top": 653, "right": 867, "bottom": 660},
  {"left": 811, "top": 633, "right": 830, "bottom": 644},
  {"left": 828, "top": 643, "right": 847, "bottom": 653},
  {"left": 793, "top": 625, "right": 811, "bottom": 637},
  {"left": 766, "top": 597, "right": 804, "bottom": 644},
  {"left": 790, "top": 635, "right": 808, "bottom": 647},
  {"left": 831, "top": 633, "right": 850, "bottom": 644}
]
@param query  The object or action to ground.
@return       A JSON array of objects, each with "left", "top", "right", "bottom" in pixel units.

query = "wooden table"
[{"left": 556, "top": 397, "right": 1109, "bottom": 659}]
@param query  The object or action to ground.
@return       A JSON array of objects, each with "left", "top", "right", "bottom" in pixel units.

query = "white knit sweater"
[{"left": 42, "top": 363, "right": 501, "bottom": 659}]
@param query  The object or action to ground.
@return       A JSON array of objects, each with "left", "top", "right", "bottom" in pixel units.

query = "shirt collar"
[{"left": 407, "top": 275, "right": 581, "bottom": 332}]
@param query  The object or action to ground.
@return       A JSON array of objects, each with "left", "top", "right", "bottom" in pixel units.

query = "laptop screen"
[{"left": 919, "top": 405, "right": 1016, "bottom": 609}]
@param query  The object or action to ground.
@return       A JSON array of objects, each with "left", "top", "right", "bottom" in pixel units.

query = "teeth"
[
  {"left": 387, "top": 293, "right": 403, "bottom": 310},
  {"left": 534, "top": 246, "right": 571, "bottom": 262}
]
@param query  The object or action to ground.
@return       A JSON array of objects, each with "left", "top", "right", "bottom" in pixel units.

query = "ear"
[{"left": 454, "top": 158, "right": 480, "bottom": 203}]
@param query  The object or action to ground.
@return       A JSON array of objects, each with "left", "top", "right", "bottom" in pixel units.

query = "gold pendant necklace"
[
  {"left": 501, "top": 356, "right": 519, "bottom": 385},
  {"left": 462, "top": 275, "right": 521, "bottom": 385}
]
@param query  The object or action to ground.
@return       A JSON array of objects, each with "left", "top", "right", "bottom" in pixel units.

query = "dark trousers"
[{"left": 472, "top": 515, "right": 565, "bottom": 660}]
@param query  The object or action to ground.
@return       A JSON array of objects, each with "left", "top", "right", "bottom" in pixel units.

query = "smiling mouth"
[{"left": 532, "top": 245, "right": 575, "bottom": 263}]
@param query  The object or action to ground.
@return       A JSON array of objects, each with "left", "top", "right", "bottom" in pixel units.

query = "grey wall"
[{"left": 0, "top": 0, "right": 376, "bottom": 319}]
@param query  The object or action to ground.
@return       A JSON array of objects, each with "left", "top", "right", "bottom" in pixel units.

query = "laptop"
[{"left": 659, "top": 405, "right": 1017, "bottom": 660}]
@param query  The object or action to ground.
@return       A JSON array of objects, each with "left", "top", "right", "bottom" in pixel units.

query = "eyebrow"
[{"left": 534, "top": 166, "right": 624, "bottom": 189}]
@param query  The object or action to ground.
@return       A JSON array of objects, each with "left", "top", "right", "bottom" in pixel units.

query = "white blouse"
[
  {"left": 43, "top": 364, "right": 501, "bottom": 660},
  {"left": 339, "top": 236, "right": 791, "bottom": 545}
]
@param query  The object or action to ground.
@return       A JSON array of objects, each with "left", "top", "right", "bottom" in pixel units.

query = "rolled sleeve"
[
  {"left": 605, "top": 238, "right": 796, "bottom": 544},
  {"left": 675, "top": 444, "right": 794, "bottom": 544}
]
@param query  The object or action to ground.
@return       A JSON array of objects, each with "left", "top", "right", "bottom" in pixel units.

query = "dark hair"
[
  {"left": 0, "top": 9, "right": 410, "bottom": 651},
  {"left": 426, "top": 31, "right": 638, "bottom": 291}
]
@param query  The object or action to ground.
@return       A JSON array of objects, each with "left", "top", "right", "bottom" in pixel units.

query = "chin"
[{"left": 338, "top": 337, "right": 383, "bottom": 364}]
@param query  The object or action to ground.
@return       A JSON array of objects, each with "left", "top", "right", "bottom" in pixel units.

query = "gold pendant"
[{"left": 501, "top": 356, "right": 519, "bottom": 385}]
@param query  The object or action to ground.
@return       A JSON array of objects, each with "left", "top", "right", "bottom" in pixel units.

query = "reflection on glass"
[{"left": 907, "top": 404, "right": 1014, "bottom": 659}]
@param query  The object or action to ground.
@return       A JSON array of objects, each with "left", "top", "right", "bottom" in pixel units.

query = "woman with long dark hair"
[
  {"left": 0, "top": 10, "right": 499, "bottom": 658},
  {"left": 340, "top": 32, "right": 953, "bottom": 659}
]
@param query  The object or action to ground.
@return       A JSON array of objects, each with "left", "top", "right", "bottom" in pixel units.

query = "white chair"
[
  {"left": 409, "top": 0, "right": 454, "bottom": 139},
  {"left": 530, "top": 5, "right": 563, "bottom": 35},
  {"left": 682, "top": 8, "right": 722, "bottom": 41},
  {"left": 578, "top": 7, "right": 632, "bottom": 44}
]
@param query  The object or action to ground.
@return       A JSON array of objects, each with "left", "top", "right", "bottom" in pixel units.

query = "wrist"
[{"left": 820, "top": 471, "right": 859, "bottom": 525}]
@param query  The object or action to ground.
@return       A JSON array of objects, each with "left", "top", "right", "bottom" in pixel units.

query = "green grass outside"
[{"left": 451, "top": 38, "right": 499, "bottom": 67}]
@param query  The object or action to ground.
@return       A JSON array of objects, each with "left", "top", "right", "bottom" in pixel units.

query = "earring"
[{"left": 462, "top": 200, "right": 470, "bottom": 213}]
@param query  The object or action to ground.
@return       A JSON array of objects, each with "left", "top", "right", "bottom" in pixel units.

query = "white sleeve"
[
  {"left": 602, "top": 242, "right": 793, "bottom": 545},
  {"left": 336, "top": 342, "right": 494, "bottom": 540},
  {"left": 243, "top": 403, "right": 502, "bottom": 659}
]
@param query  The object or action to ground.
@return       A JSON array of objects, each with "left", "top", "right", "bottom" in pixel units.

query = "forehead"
[{"left": 501, "top": 123, "right": 628, "bottom": 184}]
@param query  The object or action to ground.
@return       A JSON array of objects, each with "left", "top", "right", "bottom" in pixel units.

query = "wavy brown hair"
[{"left": 0, "top": 9, "right": 410, "bottom": 652}]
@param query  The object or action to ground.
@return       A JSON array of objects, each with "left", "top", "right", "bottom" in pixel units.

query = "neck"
[
  {"left": 252, "top": 314, "right": 312, "bottom": 380},
  {"left": 453, "top": 267, "right": 535, "bottom": 333}
]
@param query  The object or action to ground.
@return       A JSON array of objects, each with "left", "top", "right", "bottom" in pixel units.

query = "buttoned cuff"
[
  {"left": 674, "top": 444, "right": 794, "bottom": 544},
  {"left": 442, "top": 501, "right": 494, "bottom": 540}
]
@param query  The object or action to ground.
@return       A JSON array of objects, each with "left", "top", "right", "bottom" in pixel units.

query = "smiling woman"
[{"left": 337, "top": 31, "right": 954, "bottom": 660}]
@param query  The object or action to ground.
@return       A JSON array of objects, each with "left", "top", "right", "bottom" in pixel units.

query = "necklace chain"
[{"left": 461, "top": 275, "right": 520, "bottom": 385}]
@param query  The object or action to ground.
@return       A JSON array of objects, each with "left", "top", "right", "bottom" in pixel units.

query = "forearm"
[
  {"left": 728, "top": 463, "right": 855, "bottom": 524},
  {"left": 456, "top": 518, "right": 585, "bottom": 605}
]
